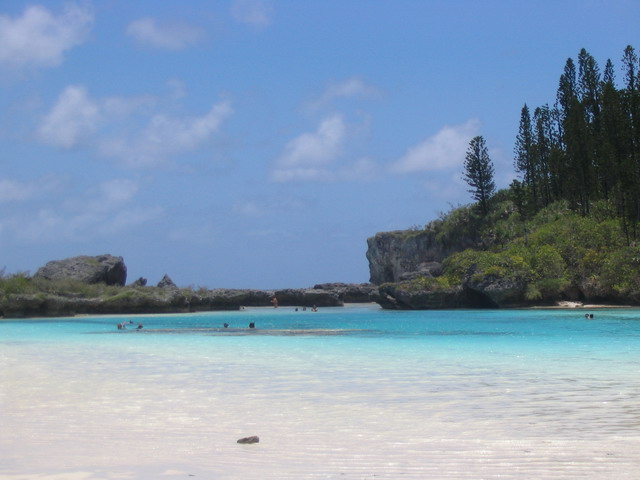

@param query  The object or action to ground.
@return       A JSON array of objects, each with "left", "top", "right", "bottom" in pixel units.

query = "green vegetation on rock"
[{"left": 430, "top": 195, "right": 640, "bottom": 304}]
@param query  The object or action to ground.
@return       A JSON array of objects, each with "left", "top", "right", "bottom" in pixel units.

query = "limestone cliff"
[{"left": 366, "top": 229, "right": 473, "bottom": 285}]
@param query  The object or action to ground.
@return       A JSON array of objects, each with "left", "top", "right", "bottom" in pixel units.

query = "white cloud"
[
  {"left": 233, "top": 196, "right": 307, "bottom": 217},
  {"left": 0, "top": 4, "right": 93, "bottom": 69},
  {"left": 100, "top": 179, "right": 138, "bottom": 205},
  {"left": 97, "top": 206, "right": 163, "bottom": 235},
  {"left": 38, "top": 85, "right": 100, "bottom": 148},
  {"left": 38, "top": 85, "right": 232, "bottom": 167},
  {"left": 127, "top": 17, "right": 204, "bottom": 50},
  {"left": 13, "top": 205, "right": 163, "bottom": 242},
  {"left": 272, "top": 115, "right": 346, "bottom": 182},
  {"left": 391, "top": 119, "right": 480, "bottom": 173},
  {"left": 309, "top": 77, "right": 379, "bottom": 110},
  {"left": 423, "top": 173, "right": 469, "bottom": 203},
  {"left": 167, "top": 79, "right": 187, "bottom": 99},
  {"left": 101, "top": 100, "right": 233, "bottom": 167},
  {"left": 8, "top": 178, "right": 162, "bottom": 243},
  {"left": 233, "top": 200, "right": 264, "bottom": 217},
  {"left": 337, "top": 157, "right": 377, "bottom": 181},
  {"left": 230, "top": 0, "right": 273, "bottom": 27},
  {"left": 0, "top": 179, "right": 35, "bottom": 202},
  {"left": 81, "top": 179, "right": 139, "bottom": 213},
  {"left": 168, "top": 224, "right": 218, "bottom": 244},
  {"left": 0, "top": 175, "right": 65, "bottom": 203},
  {"left": 38, "top": 85, "right": 156, "bottom": 149}
]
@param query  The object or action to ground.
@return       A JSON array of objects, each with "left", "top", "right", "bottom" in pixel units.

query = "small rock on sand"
[{"left": 237, "top": 435, "right": 260, "bottom": 444}]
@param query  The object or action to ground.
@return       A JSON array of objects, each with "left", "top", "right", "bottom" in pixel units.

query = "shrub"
[
  {"left": 434, "top": 204, "right": 484, "bottom": 248},
  {"left": 600, "top": 246, "right": 640, "bottom": 296},
  {"left": 402, "top": 275, "right": 453, "bottom": 292},
  {"left": 443, "top": 248, "right": 532, "bottom": 284},
  {"left": 529, "top": 244, "right": 566, "bottom": 280},
  {"left": 0, "top": 272, "right": 34, "bottom": 295}
]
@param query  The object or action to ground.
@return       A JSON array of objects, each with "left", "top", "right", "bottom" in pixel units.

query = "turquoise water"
[
  {"left": 4, "top": 305, "right": 640, "bottom": 366},
  {"left": 2, "top": 305, "right": 640, "bottom": 479},
  {"left": 4, "top": 304, "right": 640, "bottom": 344}
]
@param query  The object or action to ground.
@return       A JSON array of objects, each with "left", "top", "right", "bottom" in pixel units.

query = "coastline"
[
  {"left": 0, "top": 284, "right": 382, "bottom": 319},
  {"left": 2, "top": 300, "right": 639, "bottom": 321},
  {"left": 531, "top": 301, "right": 638, "bottom": 309}
]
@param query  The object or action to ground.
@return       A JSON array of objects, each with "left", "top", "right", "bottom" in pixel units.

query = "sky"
[{"left": 0, "top": 0, "right": 638, "bottom": 289}]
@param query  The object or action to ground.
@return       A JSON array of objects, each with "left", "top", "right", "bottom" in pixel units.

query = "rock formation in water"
[{"left": 34, "top": 254, "right": 127, "bottom": 286}]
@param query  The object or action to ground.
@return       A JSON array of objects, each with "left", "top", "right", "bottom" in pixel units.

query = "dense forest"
[
  {"left": 423, "top": 45, "right": 640, "bottom": 305},
  {"left": 512, "top": 45, "right": 640, "bottom": 237}
]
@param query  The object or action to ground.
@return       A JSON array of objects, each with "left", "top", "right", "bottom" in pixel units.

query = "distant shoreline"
[
  {"left": 530, "top": 301, "right": 637, "bottom": 309},
  {"left": 3, "top": 301, "right": 639, "bottom": 322}
]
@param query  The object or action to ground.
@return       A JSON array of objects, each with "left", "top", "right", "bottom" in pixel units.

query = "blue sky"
[{"left": 0, "top": 0, "right": 638, "bottom": 288}]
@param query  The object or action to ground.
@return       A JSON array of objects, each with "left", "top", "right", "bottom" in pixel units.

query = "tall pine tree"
[
  {"left": 464, "top": 136, "right": 496, "bottom": 215},
  {"left": 514, "top": 104, "right": 537, "bottom": 212}
]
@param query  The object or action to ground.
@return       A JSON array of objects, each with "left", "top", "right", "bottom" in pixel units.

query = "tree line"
[{"left": 464, "top": 45, "right": 640, "bottom": 242}]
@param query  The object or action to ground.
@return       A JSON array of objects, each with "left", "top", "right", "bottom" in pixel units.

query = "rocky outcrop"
[
  {"left": 313, "top": 283, "right": 379, "bottom": 303},
  {"left": 365, "top": 227, "right": 538, "bottom": 309},
  {"left": 366, "top": 230, "right": 474, "bottom": 285},
  {"left": 0, "top": 294, "right": 95, "bottom": 318},
  {"left": 3, "top": 249, "right": 391, "bottom": 317},
  {"left": 375, "top": 283, "right": 468, "bottom": 309},
  {"left": 188, "top": 289, "right": 274, "bottom": 310},
  {"left": 0, "top": 285, "right": 361, "bottom": 318},
  {"left": 462, "top": 275, "right": 526, "bottom": 308},
  {"left": 273, "top": 288, "right": 343, "bottom": 307},
  {"left": 373, "top": 276, "right": 528, "bottom": 309},
  {"left": 130, "top": 277, "right": 147, "bottom": 287},
  {"left": 34, "top": 254, "right": 127, "bottom": 286},
  {"left": 237, "top": 436, "right": 259, "bottom": 444},
  {"left": 157, "top": 274, "right": 177, "bottom": 289}
]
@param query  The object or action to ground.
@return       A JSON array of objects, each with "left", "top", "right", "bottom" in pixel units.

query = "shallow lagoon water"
[{"left": 1, "top": 305, "right": 640, "bottom": 479}]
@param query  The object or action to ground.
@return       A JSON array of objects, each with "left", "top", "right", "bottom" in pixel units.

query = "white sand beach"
[{"left": 2, "top": 340, "right": 640, "bottom": 479}]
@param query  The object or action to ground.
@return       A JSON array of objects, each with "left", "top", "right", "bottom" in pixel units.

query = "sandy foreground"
[{"left": 1, "top": 437, "right": 639, "bottom": 480}]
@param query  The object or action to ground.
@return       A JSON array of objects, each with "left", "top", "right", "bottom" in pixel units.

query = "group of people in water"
[
  {"left": 271, "top": 297, "right": 318, "bottom": 312},
  {"left": 116, "top": 297, "right": 318, "bottom": 331},
  {"left": 116, "top": 320, "right": 143, "bottom": 330},
  {"left": 223, "top": 322, "right": 255, "bottom": 329}
]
